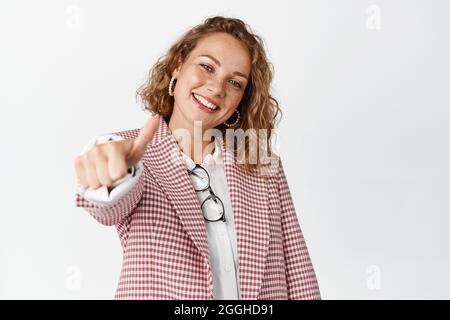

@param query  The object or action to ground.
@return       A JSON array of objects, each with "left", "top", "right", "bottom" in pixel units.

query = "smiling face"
[{"left": 170, "top": 32, "right": 251, "bottom": 130}]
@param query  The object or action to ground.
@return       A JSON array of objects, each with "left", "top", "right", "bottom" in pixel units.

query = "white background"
[{"left": 0, "top": 0, "right": 449, "bottom": 299}]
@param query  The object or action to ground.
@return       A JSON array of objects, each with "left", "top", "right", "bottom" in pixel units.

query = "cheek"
[
  {"left": 220, "top": 96, "right": 242, "bottom": 117},
  {"left": 183, "top": 67, "right": 206, "bottom": 87},
  {"left": 228, "top": 92, "right": 244, "bottom": 107}
]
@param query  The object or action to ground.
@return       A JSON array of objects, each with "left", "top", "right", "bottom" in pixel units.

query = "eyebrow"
[{"left": 199, "top": 54, "right": 248, "bottom": 80}]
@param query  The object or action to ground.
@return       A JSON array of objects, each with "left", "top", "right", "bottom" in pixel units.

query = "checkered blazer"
[{"left": 75, "top": 115, "right": 321, "bottom": 300}]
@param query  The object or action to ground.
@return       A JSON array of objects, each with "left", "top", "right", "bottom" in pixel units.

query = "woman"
[{"left": 74, "top": 16, "right": 321, "bottom": 300}]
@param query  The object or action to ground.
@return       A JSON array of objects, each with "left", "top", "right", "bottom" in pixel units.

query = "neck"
[{"left": 168, "top": 116, "right": 216, "bottom": 165}]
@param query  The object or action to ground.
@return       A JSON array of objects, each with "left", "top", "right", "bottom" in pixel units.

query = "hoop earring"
[
  {"left": 223, "top": 109, "right": 240, "bottom": 127},
  {"left": 168, "top": 76, "right": 176, "bottom": 96}
]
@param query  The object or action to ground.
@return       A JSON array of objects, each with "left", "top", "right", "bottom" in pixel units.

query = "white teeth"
[{"left": 194, "top": 94, "right": 218, "bottom": 110}]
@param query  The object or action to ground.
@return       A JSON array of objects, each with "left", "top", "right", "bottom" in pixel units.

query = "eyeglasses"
[{"left": 187, "top": 164, "right": 226, "bottom": 222}]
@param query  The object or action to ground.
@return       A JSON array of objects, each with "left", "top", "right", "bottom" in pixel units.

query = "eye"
[
  {"left": 200, "top": 63, "right": 242, "bottom": 89},
  {"left": 229, "top": 79, "right": 242, "bottom": 89},
  {"left": 200, "top": 64, "right": 213, "bottom": 72}
]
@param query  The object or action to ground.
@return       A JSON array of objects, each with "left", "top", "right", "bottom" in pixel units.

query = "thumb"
[{"left": 127, "top": 114, "right": 160, "bottom": 164}]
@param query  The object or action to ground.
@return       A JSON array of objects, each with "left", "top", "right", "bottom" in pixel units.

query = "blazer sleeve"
[
  {"left": 278, "top": 159, "right": 321, "bottom": 300},
  {"left": 74, "top": 134, "right": 146, "bottom": 226},
  {"left": 75, "top": 174, "right": 145, "bottom": 226}
]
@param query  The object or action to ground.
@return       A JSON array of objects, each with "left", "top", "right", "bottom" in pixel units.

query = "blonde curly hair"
[{"left": 136, "top": 16, "right": 282, "bottom": 176}]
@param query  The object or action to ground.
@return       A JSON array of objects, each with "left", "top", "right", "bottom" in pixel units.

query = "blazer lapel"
[
  {"left": 219, "top": 135, "right": 270, "bottom": 300},
  {"left": 141, "top": 116, "right": 270, "bottom": 300},
  {"left": 141, "top": 116, "right": 211, "bottom": 265}
]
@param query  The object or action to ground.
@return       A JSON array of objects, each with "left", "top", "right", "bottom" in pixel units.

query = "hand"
[{"left": 74, "top": 115, "right": 160, "bottom": 190}]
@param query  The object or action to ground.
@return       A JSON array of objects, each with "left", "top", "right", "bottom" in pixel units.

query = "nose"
[{"left": 207, "top": 78, "right": 225, "bottom": 97}]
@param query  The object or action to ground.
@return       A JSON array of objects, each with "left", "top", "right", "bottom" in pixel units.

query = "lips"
[{"left": 192, "top": 93, "right": 220, "bottom": 113}]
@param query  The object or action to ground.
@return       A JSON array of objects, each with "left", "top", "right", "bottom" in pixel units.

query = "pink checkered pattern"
[{"left": 75, "top": 116, "right": 321, "bottom": 300}]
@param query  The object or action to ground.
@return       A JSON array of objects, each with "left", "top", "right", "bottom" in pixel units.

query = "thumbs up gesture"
[{"left": 74, "top": 115, "right": 160, "bottom": 190}]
